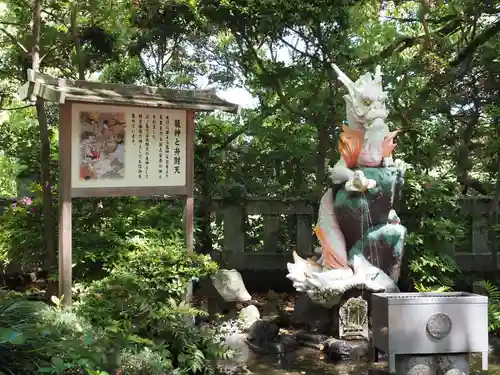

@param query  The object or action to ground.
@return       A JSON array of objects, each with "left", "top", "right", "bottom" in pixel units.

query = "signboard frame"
[
  {"left": 58, "top": 101, "right": 195, "bottom": 304},
  {"left": 18, "top": 69, "right": 237, "bottom": 306}
]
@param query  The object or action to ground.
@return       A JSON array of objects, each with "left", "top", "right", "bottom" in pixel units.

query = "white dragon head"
[{"left": 332, "top": 64, "right": 389, "bottom": 130}]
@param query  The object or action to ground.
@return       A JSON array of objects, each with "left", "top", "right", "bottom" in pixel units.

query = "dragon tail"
[{"left": 314, "top": 189, "right": 348, "bottom": 269}]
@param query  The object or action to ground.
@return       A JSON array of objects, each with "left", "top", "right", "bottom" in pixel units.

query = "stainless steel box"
[{"left": 371, "top": 292, "right": 489, "bottom": 372}]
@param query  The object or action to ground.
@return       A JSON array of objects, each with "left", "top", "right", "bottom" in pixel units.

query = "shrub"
[
  {"left": 76, "top": 231, "right": 229, "bottom": 375},
  {"left": 0, "top": 297, "right": 106, "bottom": 374},
  {"left": 0, "top": 185, "right": 184, "bottom": 281},
  {"left": 475, "top": 280, "right": 500, "bottom": 334},
  {"left": 119, "top": 348, "right": 172, "bottom": 375},
  {"left": 402, "top": 168, "right": 465, "bottom": 291}
]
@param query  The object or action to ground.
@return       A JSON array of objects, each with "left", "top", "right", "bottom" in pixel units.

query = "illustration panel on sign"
[{"left": 79, "top": 111, "right": 126, "bottom": 180}]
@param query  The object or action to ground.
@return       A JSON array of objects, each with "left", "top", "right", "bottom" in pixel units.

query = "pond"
[{"left": 246, "top": 349, "right": 500, "bottom": 375}]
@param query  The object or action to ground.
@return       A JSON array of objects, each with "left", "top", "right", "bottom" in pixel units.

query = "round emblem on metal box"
[{"left": 426, "top": 313, "right": 452, "bottom": 339}]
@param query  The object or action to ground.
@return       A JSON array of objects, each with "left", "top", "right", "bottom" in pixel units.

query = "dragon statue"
[{"left": 286, "top": 64, "right": 407, "bottom": 307}]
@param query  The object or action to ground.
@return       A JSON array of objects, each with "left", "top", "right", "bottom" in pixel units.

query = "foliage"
[
  {"left": 0, "top": 297, "right": 106, "bottom": 374},
  {"left": 475, "top": 280, "right": 500, "bottom": 334},
  {"left": 0, "top": 183, "right": 184, "bottom": 279},
  {"left": 402, "top": 168, "right": 466, "bottom": 291},
  {"left": 119, "top": 348, "right": 171, "bottom": 375},
  {"left": 76, "top": 232, "right": 226, "bottom": 375},
  {"left": 0, "top": 192, "right": 47, "bottom": 270},
  {"left": 0, "top": 232, "right": 228, "bottom": 375},
  {"left": 0, "top": 151, "right": 23, "bottom": 196}
]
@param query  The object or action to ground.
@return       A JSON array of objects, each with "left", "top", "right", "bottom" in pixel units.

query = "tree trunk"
[
  {"left": 32, "top": 0, "right": 57, "bottom": 298},
  {"left": 315, "top": 121, "right": 329, "bottom": 195},
  {"left": 71, "top": 3, "right": 85, "bottom": 80},
  {"left": 195, "top": 140, "right": 214, "bottom": 255}
]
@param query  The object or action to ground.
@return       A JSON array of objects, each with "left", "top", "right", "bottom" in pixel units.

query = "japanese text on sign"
[{"left": 71, "top": 103, "right": 187, "bottom": 189}]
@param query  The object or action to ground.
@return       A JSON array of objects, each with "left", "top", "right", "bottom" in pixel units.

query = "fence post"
[
  {"left": 223, "top": 203, "right": 245, "bottom": 268},
  {"left": 263, "top": 215, "right": 280, "bottom": 252},
  {"left": 296, "top": 214, "right": 312, "bottom": 257}
]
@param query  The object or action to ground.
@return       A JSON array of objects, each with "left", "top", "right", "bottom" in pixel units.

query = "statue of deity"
[{"left": 286, "top": 64, "right": 407, "bottom": 308}]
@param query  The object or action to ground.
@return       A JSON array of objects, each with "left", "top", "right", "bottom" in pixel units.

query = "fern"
[
  {"left": 414, "top": 284, "right": 452, "bottom": 293},
  {"left": 474, "top": 280, "right": 500, "bottom": 333}
]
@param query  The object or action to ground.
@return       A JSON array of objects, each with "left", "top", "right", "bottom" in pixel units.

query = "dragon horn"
[{"left": 331, "top": 63, "right": 357, "bottom": 99}]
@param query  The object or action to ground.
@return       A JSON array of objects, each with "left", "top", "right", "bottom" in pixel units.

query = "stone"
[
  {"left": 291, "top": 294, "right": 333, "bottom": 333},
  {"left": 213, "top": 320, "right": 242, "bottom": 342},
  {"left": 438, "top": 355, "right": 469, "bottom": 375},
  {"left": 246, "top": 333, "right": 299, "bottom": 356},
  {"left": 196, "top": 277, "right": 238, "bottom": 321},
  {"left": 261, "top": 290, "right": 280, "bottom": 318},
  {"left": 294, "top": 331, "right": 330, "bottom": 350},
  {"left": 211, "top": 269, "right": 252, "bottom": 302},
  {"left": 219, "top": 333, "right": 255, "bottom": 371},
  {"left": 395, "top": 355, "right": 435, "bottom": 375},
  {"left": 238, "top": 305, "right": 260, "bottom": 330},
  {"left": 394, "top": 354, "right": 470, "bottom": 375},
  {"left": 247, "top": 319, "right": 279, "bottom": 343},
  {"left": 489, "top": 335, "right": 500, "bottom": 355},
  {"left": 323, "top": 338, "right": 370, "bottom": 361}
]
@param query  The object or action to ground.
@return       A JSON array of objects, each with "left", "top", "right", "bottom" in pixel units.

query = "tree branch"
[
  {"left": 215, "top": 125, "right": 248, "bottom": 151},
  {"left": 0, "top": 27, "right": 29, "bottom": 53},
  {"left": 0, "top": 21, "right": 24, "bottom": 26},
  {"left": 359, "top": 17, "right": 463, "bottom": 67},
  {"left": 0, "top": 104, "right": 34, "bottom": 111},
  {"left": 402, "top": 17, "right": 500, "bottom": 120}
]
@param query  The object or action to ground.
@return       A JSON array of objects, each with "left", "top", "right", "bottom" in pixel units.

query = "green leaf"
[
  {"left": 83, "top": 332, "right": 94, "bottom": 345},
  {"left": 0, "top": 327, "right": 25, "bottom": 344},
  {"left": 51, "top": 356, "right": 65, "bottom": 372}
]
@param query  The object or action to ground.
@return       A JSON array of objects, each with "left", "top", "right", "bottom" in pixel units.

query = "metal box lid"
[{"left": 372, "top": 292, "right": 488, "bottom": 305}]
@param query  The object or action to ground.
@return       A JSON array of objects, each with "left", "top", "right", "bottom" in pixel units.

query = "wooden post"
[
  {"left": 296, "top": 214, "right": 313, "bottom": 256},
  {"left": 183, "top": 110, "right": 195, "bottom": 304},
  {"left": 184, "top": 110, "right": 195, "bottom": 254},
  {"left": 223, "top": 204, "right": 245, "bottom": 268},
  {"left": 59, "top": 103, "right": 73, "bottom": 306},
  {"left": 263, "top": 215, "right": 280, "bottom": 252}
]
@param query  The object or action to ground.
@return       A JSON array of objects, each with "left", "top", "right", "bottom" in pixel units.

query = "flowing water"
[{"left": 246, "top": 348, "right": 500, "bottom": 375}]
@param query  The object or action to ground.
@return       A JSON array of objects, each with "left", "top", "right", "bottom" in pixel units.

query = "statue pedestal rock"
[{"left": 286, "top": 63, "right": 407, "bottom": 358}]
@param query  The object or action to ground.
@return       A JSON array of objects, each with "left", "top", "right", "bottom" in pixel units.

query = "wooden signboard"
[
  {"left": 63, "top": 103, "right": 193, "bottom": 197},
  {"left": 19, "top": 70, "right": 238, "bottom": 305}
]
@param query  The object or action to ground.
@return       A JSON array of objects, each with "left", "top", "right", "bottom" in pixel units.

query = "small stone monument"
[
  {"left": 207, "top": 269, "right": 252, "bottom": 320},
  {"left": 339, "top": 296, "right": 369, "bottom": 340},
  {"left": 211, "top": 269, "right": 252, "bottom": 302}
]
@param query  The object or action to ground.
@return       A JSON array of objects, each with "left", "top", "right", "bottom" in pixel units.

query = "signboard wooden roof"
[{"left": 18, "top": 69, "right": 240, "bottom": 113}]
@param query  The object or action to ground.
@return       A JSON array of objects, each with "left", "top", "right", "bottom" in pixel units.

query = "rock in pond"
[
  {"left": 245, "top": 319, "right": 298, "bottom": 355},
  {"left": 295, "top": 331, "right": 330, "bottom": 350},
  {"left": 323, "top": 338, "right": 371, "bottom": 361},
  {"left": 247, "top": 319, "right": 280, "bottom": 343},
  {"left": 239, "top": 305, "right": 260, "bottom": 330},
  {"left": 291, "top": 294, "right": 334, "bottom": 334},
  {"left": 219, "top": 333, "right": 255, "bottom": 371}
]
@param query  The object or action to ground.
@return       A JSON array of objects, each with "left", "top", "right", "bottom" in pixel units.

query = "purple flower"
[
  {"left": 21, "top": 197, "right": 32, "bottom": 205},
  {"left": 12, "top": 201, "right": 17, "bottom": 208}
]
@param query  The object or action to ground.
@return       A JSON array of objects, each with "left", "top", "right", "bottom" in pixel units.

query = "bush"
[
  {"left": 76, "top": 231, "right": 228, "bottom": 375},
  {"left": 401, "top": 168, "right": 466, "bottom": 291},
  {"left": 0, "top": 296, "right": 106, "bottom": 374},
  {"left": 475, "top": 280, "right": 500, "bottom": 334},
  {"left": 0, "top": 230, "right": 229, "bottom": 374},
  {"left": 119, "top": 348, "right": 172, "bottom": 375},
  {"left": 0, "top": 185, "right": 184, "bottom": 281}
]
